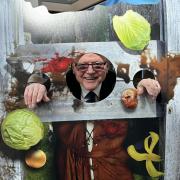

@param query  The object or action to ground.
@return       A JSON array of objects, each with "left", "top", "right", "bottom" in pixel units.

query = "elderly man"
[{"left": 24, "top": 52, "right": 161, "bottom": 180}]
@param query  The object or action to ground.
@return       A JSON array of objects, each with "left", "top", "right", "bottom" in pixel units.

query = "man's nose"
[{"left": 87, "top": 65, "right": 95, "bottom": 73}]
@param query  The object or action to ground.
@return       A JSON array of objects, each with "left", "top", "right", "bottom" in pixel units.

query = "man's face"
[{"left": 73, "top": 53, "right": 108, "bottom": 91}]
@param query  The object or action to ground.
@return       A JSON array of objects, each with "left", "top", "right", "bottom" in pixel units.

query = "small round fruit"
[
  {"left": 25, "top": 150, "right": 46, "bottom": 168},
  {"left": 121, "top": 88, "right": 138, "bottom": 109}
]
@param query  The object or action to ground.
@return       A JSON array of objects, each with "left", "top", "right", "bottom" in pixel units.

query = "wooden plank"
[
  {"left": 164, "top": 78, "right": 180, "bottom": 180},
  {"left": 163, "top": 0, "right": 180, "bottom": 53},
  {"left": 7, "top": 41, "right": 163, "bottom": 122},
  {"left": 162, "top": 1, "right": 180, "bottom": 179},
  {"left": 0, "top": 140, "right": 23, "bottom": 180},
  {"left": 24, "top": 3, "right": 160, "bottom": 43},
  {"left": 1, "top": 2, "right": 163, "bottom": 179}
]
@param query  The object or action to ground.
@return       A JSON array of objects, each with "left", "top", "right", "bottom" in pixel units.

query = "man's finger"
[
  {"left": 31, "top": 87, "right": 39, "bottom": 108},
  {"left": 137, "top": 85, "right": 144, "bottom": 95},
  {"left": 37, "top": 86, "right": 46, "bottom": 102},
  {"left": 136, "top": 79, "right": 161, "bottom": 100},
  {"left": 24, "top": 87, "right": 29, "bottom": 105},
  {"left": 42, "top": 94, "right": 50, "bottom": 102},
  {"left": 146, "top": 82, "right": 160, "bottom": 97},
  {"left": 155, "top": 81, "right": 161, "bottom": 93},
  {"left": 27, "top": 87, "right": 34, "bottom": 108}
]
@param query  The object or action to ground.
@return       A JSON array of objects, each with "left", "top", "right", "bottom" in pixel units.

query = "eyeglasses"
[{"left": 75, "top": 62, "right": 107, "bottom": 72}]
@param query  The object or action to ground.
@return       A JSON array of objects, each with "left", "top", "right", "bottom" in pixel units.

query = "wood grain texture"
[
  {"left": 163, "top": 1, "right": 180, "bottom": 179},
  {"left": 163, "top": 0, "right": 180, "bottom": 53},
  {"left": 165, "top": 78, "right": 180, "bottom": 180},
  {"left": 7, "top": 41, "right": 163, "bottom": 122},
  {"left": 24, "top": 3, "right": 160, "bottom": 43},
  {"left": 0, "top": 2, "right": 164, "bottom": 179}
]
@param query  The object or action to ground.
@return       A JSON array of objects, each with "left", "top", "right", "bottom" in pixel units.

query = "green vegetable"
[
  {"left": 1, "top": 109, "right": 44, "bottom": 150},
  {"left": 113, "top": 10, "right": 151, "bottom": 50}
]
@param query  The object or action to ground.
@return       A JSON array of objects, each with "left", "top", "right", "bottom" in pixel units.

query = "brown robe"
[{"left": 53, "top": 120, "right": 133, "bottom": 180}]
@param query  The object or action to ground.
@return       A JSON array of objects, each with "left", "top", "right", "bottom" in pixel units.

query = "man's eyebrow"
[{"left": 76, "top": 61, "right": 105, "bottom": 64}]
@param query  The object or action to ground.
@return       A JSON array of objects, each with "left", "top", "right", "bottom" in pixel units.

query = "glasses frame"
[{"left": 74, "top": 61, "right": 107, "bottom": 72}]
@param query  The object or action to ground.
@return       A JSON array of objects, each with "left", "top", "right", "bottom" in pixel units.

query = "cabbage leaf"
[{"left": 113, "top": 10, "right": 151, "bottom": 50}]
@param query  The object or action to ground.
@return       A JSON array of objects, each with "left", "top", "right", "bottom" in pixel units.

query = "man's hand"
[
  {"left": 24, "top": 83, "right": 50, "bottom": 108},
  {"left": 137, "top": 78, "right": 161, "bottom": 100}
]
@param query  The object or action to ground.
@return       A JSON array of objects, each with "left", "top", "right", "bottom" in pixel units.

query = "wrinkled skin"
[{"left": 72, "top": 53, "right": 108, "bottom": 91}]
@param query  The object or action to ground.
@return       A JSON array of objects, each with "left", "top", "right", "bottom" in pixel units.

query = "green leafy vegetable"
[
  {"left": 113, "top": 10, "right": 151, "bottom": 50},
  {"left": 1, "top": 109, "right": 44, "bottom": 150}
]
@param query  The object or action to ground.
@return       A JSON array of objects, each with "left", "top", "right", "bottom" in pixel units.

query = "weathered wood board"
[
  {"left": 0, "top": 1, "right": 167, "bottom": 180},
  {"left": 165, "top": 79, "right": 180, "bottom": 180},
  {"left": 162, "top": 1, "right": 180, "bottom": 180},
  {"left": 6, "top": 41, "right": 164, "bottom": 122},
  {"left": 24, "top": 3, "right": 160, "bottom": 43},
  {"left": 163, "top": 0, "right": 180, "bottom": 53}
]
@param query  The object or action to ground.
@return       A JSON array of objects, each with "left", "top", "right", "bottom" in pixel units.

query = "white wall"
[{"left": 25, "top": 0, "right": 39, "bottom": 7}]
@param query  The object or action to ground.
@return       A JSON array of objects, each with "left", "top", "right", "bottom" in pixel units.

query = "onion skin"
[
  {"left": 121, "top": 88, "right": 138, "bottom": 109},
  {"left": 25, "top": 150, "right": 46, "bottom": 168}
]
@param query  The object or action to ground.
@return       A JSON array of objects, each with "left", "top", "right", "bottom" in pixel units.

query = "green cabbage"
[
  {"left": 113, "top": 10, "right": 151, "bottom": 50},
  {"left": 1, "top": 109, "right": 44, "bottom": 150}
]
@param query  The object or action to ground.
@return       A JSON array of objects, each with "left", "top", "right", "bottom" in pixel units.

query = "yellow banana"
[
  {"left": 128, "top": 145, "right": 148, "bottom": 161},
  {"left": 146, "top": 160, "right": 164, "bottom": 177},
  {"left": 127, "top": 131, "right": 164, "bottom": 177},
  {"left": 144, "top": 131, "right": 159, "bottom": 153}
]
